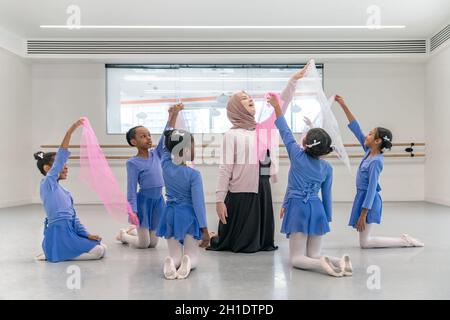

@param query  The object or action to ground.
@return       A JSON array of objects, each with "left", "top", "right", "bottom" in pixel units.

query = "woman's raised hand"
[{"left": 293, "top": 61, "right": 311, "bottom": 80}]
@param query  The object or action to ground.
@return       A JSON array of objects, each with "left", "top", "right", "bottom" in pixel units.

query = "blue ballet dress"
[
  {"left": 275, "top": 116, "right": 333, "bottom": 237},
  {"left": 156, "top": 145, "right": 207, "bottom": 244},
  {"left": 347, "top": 120, "right": 384, "bottom": 228},
  {"left": 40, "top": 148, "right": 99, "bottom": 262}
]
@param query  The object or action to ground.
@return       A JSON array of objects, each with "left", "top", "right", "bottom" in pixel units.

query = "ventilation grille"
[
  {"left": 27, "top": 40, "right": 427, "bottom": 55},
  {"left": 431, "top": 24, "right": 450, "bottom": 52}
]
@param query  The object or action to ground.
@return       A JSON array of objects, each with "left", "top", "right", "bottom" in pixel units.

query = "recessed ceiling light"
[{"left": 40, "top": 25, "right": 406, "bottom": 30}]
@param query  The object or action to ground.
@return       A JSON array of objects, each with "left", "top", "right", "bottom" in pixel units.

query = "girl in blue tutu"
[
  {"left": 335, "top": 95, "right": 424, "bottom": 248},
  {"left": 35, "top": 119, "right": 106, "bottom": 263},
  {"left": 157, "top": 128, "right": 210, "bottom": 280},
  {"left": 117, "top": 104, "right": 183, "bottom": 249},
  {"left": 267, "top": 94, "right": 351, "bottom": 277}
]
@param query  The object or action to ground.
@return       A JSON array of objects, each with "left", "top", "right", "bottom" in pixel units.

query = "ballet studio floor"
[{"left": 0, "top": 201, "right": 448, "bottom": 300}]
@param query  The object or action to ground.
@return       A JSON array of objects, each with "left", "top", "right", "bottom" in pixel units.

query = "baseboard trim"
[
  {"left": 0, "top": 199, "right": 33, "bottom": 209},
  {"left": 425, "top": 196, "right": 450, "bottom": 207}
]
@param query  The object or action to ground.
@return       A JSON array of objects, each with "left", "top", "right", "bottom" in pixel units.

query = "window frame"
[{"left": 105, "top": 63, "right": 324, "bottom": 135}]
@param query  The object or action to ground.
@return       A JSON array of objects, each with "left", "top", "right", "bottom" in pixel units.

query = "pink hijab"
[{"left": 226, "top": 92, "right": 257, "bottom": 130}]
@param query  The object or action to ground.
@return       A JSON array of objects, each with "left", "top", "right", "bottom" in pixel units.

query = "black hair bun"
[
  {"left": 34, "top": 151, "right": 45, "bottom": 161},
  {"left": 304, "top": 128, "right": 333, "bottom": 159},
  {"left": 164, "top": 129, "right": 174, "bottom": 138},
  {"left": 377, "top": 127, "right": 393, "bottom": 152}
]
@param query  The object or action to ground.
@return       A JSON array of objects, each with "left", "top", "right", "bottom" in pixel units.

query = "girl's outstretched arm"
[
  {"left": 335, "top": 96, "right": 367, "bottom": 150},
  {"left": 60, "top": 118, "right": 84, "bottom": 150},
  {"left": 267, "top": 95, "right": 302, "bottom": 159},
  {"left": 335, "top": 95, "right": 356, "bottom": 123},
  {"left": 168, "top": 103, "right": 183, "bottom": 128},
  {"left": 156, "top": 103, "right": 184, "bottom": 157},
  {"left": 46, "top": 119, "right": 84, "bottom": 180}
]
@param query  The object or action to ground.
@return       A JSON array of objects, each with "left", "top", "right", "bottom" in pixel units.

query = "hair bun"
[
  {"left": 34, "top": 151, "right": 44, "bottom": 161},
  {"left": 377, "top": 127, "right": 393, "bottom": 152},
  {"left": 163, "top": 129, "right": 174, "bottom": 138}
]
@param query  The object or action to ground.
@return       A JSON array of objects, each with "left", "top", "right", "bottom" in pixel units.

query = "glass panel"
[{"left": 106, "top": 65, "right": 323, "bottom": 134}]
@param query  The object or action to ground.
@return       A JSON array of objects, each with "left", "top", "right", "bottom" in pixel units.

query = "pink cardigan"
[{"left": 216, "top": 77, "right": 298, "bottom": 202}]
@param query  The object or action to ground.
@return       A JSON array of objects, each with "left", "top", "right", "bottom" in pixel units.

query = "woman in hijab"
[{"left": 208, "top": 66, "right": 308, "bottom": 253}]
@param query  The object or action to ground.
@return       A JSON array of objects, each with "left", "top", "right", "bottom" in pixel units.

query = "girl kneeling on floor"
[
  {"left": 267, "top": 93, "right": 352, "bottom": 278},
  {"left": 157, "top": 128, "right": 210, "bottom": 279},
  {"left": 35, "top": 119, "right": 106, "bottom": 263}
]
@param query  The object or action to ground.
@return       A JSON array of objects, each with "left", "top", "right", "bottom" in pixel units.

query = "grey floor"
[{"left": 0, "top": 202, "right": 449, "bottom": 300}]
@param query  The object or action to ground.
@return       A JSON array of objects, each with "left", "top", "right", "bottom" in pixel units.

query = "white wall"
[
  {"left": 425, "top": 44, "right": 450, "bottom": 206},
  {"left": 325, "top": 62, "right": 425, "bottom": 203},
  {"left": 0, "top": 47, "right": 32, "bottom": 208},
  {"left": 30, "top": 61, "right": 426, "bottom": 204}
]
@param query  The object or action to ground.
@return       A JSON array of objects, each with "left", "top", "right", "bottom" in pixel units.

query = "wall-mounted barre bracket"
[{"left": 405, "top": 143, "right": 415, "bottom": 157}]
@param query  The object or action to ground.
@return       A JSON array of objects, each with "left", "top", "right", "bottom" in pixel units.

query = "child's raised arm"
[
  {"left": 46, "top": 119, "right": 84, "bottom": 180},
  {"left": 60, "top": 118, "right": 84, "bottom": 150},
  {"left": 335, "top": 96, "right": 367, "bottom": 150},
  {"left": 267, "top": 94, "right": 302, "bottom": 159},
  {"left": 156, "top": 103, "right": 184, "bottom": 157},
  {"left": 335, "top": 95, "right": 356, "bottom": 124},
  {"left": 168, "top": 103, "right": 184, "bottom": 128}
]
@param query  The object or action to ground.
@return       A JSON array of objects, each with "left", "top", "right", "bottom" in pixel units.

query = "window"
[{"left": 106, "top": 64, "right": 324, "bottom": 134}]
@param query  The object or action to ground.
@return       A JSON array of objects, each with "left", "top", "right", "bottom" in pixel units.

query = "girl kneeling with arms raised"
[
  {"left": 268, "top": 94, "right": 351, "bottom": 277},
  {"left": 335, "top": 95, "right": 424, "bottom": 249}
]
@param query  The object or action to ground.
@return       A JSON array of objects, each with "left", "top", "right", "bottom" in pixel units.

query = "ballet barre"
[
  {"left": 65, "top": 153, "right": 424, "bottom": 160},
  {"left": 42, "top": 142, "right": 425, "bottom": 160},
  {"left": 41, "top": 142, "right": 426, "bottom": 149}
]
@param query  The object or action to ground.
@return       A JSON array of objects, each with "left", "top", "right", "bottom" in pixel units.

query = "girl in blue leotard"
[
  {"left": 34, "top": 119, "right": 106, "bottom": 262},
  {"left": 117, "top": 104, "right": 183, "bottom": 249},
  {"left": 335, "top": 95, "right": 424, "bottom": 249},
  {"left": 267, "top": 86, "right": 352, "bottom": 278},
  {"left": 157, "top": 127, "right": 210, "bottom": 280}
]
